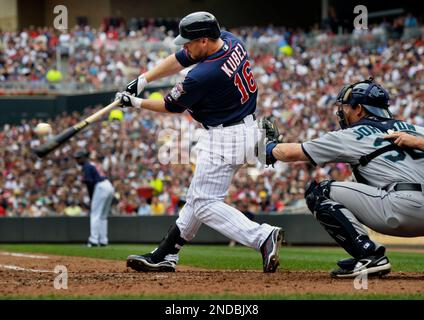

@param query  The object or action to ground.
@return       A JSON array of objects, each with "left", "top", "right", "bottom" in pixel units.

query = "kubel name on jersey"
[{"left": 221, "top": 43, "right": 248, "bottom": 78}]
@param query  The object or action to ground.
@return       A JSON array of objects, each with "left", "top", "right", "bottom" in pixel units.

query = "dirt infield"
[{"left": 1, "top": 252, "right": 424, "bottom": 297}]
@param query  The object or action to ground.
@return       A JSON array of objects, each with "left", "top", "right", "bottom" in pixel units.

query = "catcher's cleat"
[
  {"left": 260, "top": 228, "right": 284, "bottom": 273},
  {"left": 330, "top": 255, "right": 391, "bottom": 278},
  {"left": 127, "top": 253, "right": 176, "bottom": 272}
]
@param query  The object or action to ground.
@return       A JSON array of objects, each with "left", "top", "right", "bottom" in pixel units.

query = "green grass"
[{"left": 0, "top": 243, "right": 423, "bottom": 272}]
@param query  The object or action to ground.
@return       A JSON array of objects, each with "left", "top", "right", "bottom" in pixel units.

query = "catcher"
[{"left": 260, "top": 78, "right": 424, "bottom": 278}]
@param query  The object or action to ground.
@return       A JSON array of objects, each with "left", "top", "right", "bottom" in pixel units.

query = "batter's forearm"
[
  {"left": 139, "top": 99, "right": 169, "bottom": 113},
  {"left": 143, "top": 54, "right": 185, "bottom": 83},
  {"left": 118, "top": 92, "right": 170, "bottom": 113},
  {"left": 272, "top": 143, "right": 308, "bottom": 162}
]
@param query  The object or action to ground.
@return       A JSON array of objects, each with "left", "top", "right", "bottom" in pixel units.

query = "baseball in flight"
[{"left": 34, "top": 123, "right": 52, "bottom": 136}]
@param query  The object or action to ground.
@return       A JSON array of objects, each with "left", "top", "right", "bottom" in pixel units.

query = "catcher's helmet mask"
[
  {"left": 336, "top": 77, "right": 392, "bottom": 129},
  {"left": 174, "top": 11, "right": 221, "bottom": 45}
]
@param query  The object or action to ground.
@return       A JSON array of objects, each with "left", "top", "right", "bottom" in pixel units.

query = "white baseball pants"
[
  {"left": 330, "top": 181, "right": 424, "bottom": 237},
  {"left": 176, "top": 114, "right": 275, "bottom": 250},
  {"left": 89, "top": 179, "right": 115, "bottom": 245}
]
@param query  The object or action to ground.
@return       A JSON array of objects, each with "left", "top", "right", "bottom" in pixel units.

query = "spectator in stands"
[
  {"left": 137, "top": 198, "right": 151, "bottom": 216},
  {"left": 46, "top": 66, "right": 62, "bottom": 82},
  {"left": 150, "top": 196, "right": 165, "bottom": 216},
  {"left": 64, "top": 200, "right": 83, "bottom": 217},
  {"left": 404, "top": 13, "right": 418, "bottom": 28}
]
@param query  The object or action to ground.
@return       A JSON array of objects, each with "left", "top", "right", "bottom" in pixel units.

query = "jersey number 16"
[{"left": 234, "top": 60, "right": 257, "bottom": 104}]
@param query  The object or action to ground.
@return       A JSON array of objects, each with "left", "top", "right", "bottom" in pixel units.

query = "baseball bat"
[{"left": 32, "top": 100, "right": 121, "bottom": 158}]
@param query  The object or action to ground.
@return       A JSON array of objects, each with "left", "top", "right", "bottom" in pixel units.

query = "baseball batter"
[
  {"left": 115, "top": 12, "right": 283, "bottom": 272},
  {"left": 263, "top": 78, "right": 424, "bottom": 278},
  {"left": 74, "top": 151, "right": 115, "bottom": 247}
]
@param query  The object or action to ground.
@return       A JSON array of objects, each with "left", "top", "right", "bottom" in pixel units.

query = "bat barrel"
[
  {"left": 31, "top": 101, "right": 120, "bottom": 158},
  {"left": 32, "top": 126, "right": 79, "bottom": 158}
]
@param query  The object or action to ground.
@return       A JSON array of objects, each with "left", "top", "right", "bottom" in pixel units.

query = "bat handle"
[{"left": 85, "top": 99, "right": 121, "bottom": 124}]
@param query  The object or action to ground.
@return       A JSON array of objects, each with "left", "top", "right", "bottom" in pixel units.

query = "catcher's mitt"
[{"left": 256, "top": 118, "right": 283, "bottom": 166}]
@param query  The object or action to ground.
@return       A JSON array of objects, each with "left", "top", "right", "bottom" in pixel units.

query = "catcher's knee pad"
[{"left": 304, "top": 179, "right": 333, "bottom": 214}]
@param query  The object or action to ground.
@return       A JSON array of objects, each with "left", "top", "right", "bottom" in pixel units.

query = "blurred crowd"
[
  {"left": 0, "top": 25, "right": 176, "bottom": 94},
  {"left": 0, "top": 15, "right": 424, "bottom": 217},
  {"left": 1, "top": 14, "right": 423, "bottom": 93}
]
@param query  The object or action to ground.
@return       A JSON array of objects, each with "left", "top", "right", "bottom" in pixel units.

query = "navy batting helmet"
[
  {"left": 336, "top": 77, "right": 392, "bottom": 119},
  {"left": 174, "top": 11, "right": 221, "bottom": 45}
]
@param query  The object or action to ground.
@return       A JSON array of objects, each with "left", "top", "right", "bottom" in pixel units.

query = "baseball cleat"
[
  {"left": 86, "top": 241, "right": 99, "bottom": 248},
  {"left": 330, "top": 255, "right": 391, "bottom": 278},
  {"left": 127, "top": 254, "right": 176, "bottom": 272},
  {"left": 260, "top": 228, "right": 284, "bottom": 273}
]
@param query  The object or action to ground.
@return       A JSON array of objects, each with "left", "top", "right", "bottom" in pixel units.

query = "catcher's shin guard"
[{"left": 305, "top": 179, "right": 382, "bottom": 259}]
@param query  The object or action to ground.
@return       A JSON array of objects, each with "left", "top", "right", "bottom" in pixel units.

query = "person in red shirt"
[{"left": 0, "top": 206, "right": 6, "bottom": 217}]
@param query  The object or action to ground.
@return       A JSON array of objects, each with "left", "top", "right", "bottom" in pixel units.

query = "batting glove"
[
  {"left": 115, "top": 91, "right": 142, "bottom": 108},
  {"left": 124, "top": 74, "right": 148, "bottom": 97}
]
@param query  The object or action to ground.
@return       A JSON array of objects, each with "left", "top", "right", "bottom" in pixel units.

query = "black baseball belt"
[
  {"left": 383, "top": 183, "right": 423, "bottom": 192},
  {"left": 203, "top": 114, "right": 256, "bottom": 130}
]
